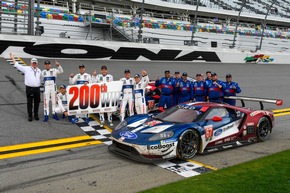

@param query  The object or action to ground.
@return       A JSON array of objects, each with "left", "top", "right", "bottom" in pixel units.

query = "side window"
[{"left": 205, "top": 108, "right": 229, "bottom": 119}]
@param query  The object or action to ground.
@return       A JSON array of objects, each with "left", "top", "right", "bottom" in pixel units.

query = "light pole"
[
  {"left": 259, "top": 0, "right": 277, "bottom": 50},
  {"left": 190, "top": 0, "right": 200, "bottom": 46},
  {"left": 232, "top": 0, "right": 247, "bottom": 48},
  {"left": 138, "top": 0, "right": 145, "bottom": 43},
  {"left": 35, "top": 0, "right": 41, "bottom": 35}
]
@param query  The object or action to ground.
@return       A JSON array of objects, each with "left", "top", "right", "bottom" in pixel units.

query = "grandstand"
[{"left": 0, "top": 0, "right": 289, "bottom": 53}]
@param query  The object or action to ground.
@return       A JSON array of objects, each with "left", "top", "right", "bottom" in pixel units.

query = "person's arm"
[
  {"left": 91, "top": 70, "right": 97, "bottom": 83},
  {"left": 55, "top": 60, "right": 63, "bottom": 74},
  {"left": 235, "top": 83, "right": 241, "bottom": 94},
  {"left": 10, "top": 52, "right": 26, "bottom": 73},
  {"left": 69, "top": 73, "right": 76, "bottom": 85},
  {"left": 57, "top": 94, "right": 66, "bottom": 113}
]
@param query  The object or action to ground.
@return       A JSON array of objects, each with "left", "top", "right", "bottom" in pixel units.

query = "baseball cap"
[
  {"left": 31, "top": 58, "right": 38, "bottom": 63},
  {"left": 134, "top": 74, "right": 140, "bottom": 78},
  {"left": 59, "top": 84, "right": 66, "bottom": 89},
  {"left": 175, "top": 71, "right": 180, "bottom": 74},
  {"left": 79, "top": 64, "right": 85, "bottom": 68},
  {"left": 124, "top": 69, "right": 130, "bottom": 73},
  {"left": 211, "top": 72, "right": 217, "bottom": 76},
  {"left": 44, "top": 60, "right": 51, "bottom": 65},
  {"left": 196, "top": 73, "right": 202, "bottom": 77},
  {"left": 226, "top": 73, "right": 232, "bottom": 78},
  {"left": 206, "top": 71, "right": 211, "bottom": 74},
  {"left": 101, "top": 65, "right": 107, "bottom": 70},
  {"left": 182, "top": 72, "right": 188, "bottom": 76},
  {"left": 164, "top": 70, "right": 170, "bottom": 73}
]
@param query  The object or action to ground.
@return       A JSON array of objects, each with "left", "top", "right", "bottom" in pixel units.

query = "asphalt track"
[{"left": 0, "top": 57, "right": 290, "bottom": 193}]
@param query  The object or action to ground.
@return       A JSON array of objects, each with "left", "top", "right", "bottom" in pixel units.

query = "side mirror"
[{"left": 212, "top": 116, "right": 223, "bottom": 122}]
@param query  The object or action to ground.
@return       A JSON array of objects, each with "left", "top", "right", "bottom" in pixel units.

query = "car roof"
[{"left": 185, "top": 102, "right": 251, "bottom": 112}]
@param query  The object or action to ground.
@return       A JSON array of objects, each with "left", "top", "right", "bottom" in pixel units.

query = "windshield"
[{"left": 155, "top": 106, "right": 201, "bottom": 123}]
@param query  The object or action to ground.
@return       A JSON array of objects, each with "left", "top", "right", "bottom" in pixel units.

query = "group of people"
[
  {"left": 10, "top": 53, "right": 241, "bottom": 126},
  {"left": 155, "top": 70, "right": 241, "bottom": 111}
]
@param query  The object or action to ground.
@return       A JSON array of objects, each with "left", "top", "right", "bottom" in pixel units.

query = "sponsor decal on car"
[
  {"left": 119, "top": 131, "right": 137, "bottom": 139},
  {"left": 145, "top": 120, "right": 162, "bottom": 127},
  {"left": 207, "top": 148, "right": 219, "bottom": 152},
  {"left": 224, "top": 136, "right": 236, "bottom": 142},
  {"left": 250, "top": 110, "right": 270, "bottom": 117},
  {"left": 204, "top": 125, "right": 213, "bottom": 141},
  {"left": 160, "top": 140, "right": 176, "bottom": 145},
  {"left": 215, "top": 140, "right": 223, "bottom": 145},
  {"left": 221, "top": 123, "right": 234, "bottom": 132},
  {"left": 147, "top": 143, "right": 175, "bottom": 150},
  {"left": 223, "top": 145, "right": 233, "bottom": 149},
  {"left": 247, "top": 122, "right": 255, "bottom": 126},
  {"left": 214, "top": 129, "right": 223, "bottom": 137}
]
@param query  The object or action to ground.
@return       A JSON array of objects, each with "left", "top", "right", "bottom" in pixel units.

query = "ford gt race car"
[{"left": 109, "top": 96, "right": 282, "bottom": 163}]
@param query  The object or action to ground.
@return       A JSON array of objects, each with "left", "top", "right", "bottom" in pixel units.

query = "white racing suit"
[
  {"left": 120, "top": 77, "right": 135, "bottom": 121},
  {"left": 69, "top": 73, "right": 92, "bottom": 121},
  {"left": 134, "top": 75, "right": 149, "bottom": 114},
  {"left": 92, "top": 74, "right": 114, "bottom": 126},
  {"left": 41, "top": 66, "right": 63, "bottom": 116},
  {"left": 55, "top": 92, "right": 67, "bottom": 114}
]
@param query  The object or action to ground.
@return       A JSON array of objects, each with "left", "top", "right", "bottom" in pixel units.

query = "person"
[
  {"left": 120, "top": 69, "right": 135, "bottom": 121},
  {"left": 192, "top": 73, "right": 206, "bottom": 102},
  {"left": 206, "top": 72, "right": 225, "bottom": 103},
  {"left": 223, "top": 74, "right": 241, "bottom": 106},
  {"left": 155, "top": 70, "right": 176, "bottom": 111},
  {"left": 172, "top": 71, "right": 181, "bottom": 106},
  {"left": 134, "top": 70, "right": 149, "bottom": 114},
  {"left": 41, "top": 60, "right": 64, "bottom": 122},
  {"left": 69, "top": 64, "right": 92, "bottom": 123},
  {"left": 10, "top": 53, "right": 41, "bottom": 122},
  {"left": 178, "top": 72, "right": 193, "bottom": 103},
  {"left": 92, "top": 65, "right": 114, "bottom": 127},
  {"left": 205, "top": 71, "right": 212, "bottom": 86},
  {"left": 55, "top": 84, "right": 74, "bottom": 123}
]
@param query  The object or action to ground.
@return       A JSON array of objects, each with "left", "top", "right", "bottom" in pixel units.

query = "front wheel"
[
  {"left": 177, "top": 129, "right": 200, "bottom": 160},
  {"left": 257, "top": 117, "right": 271, "bottom": 142}
]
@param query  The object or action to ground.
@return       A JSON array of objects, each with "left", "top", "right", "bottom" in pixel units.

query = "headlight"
[
  {"left": 149, "top": 131, "right": 174, "bottom": 141},
  {"left": 114, "top": 120, "right": 127, "bottom": 130}
]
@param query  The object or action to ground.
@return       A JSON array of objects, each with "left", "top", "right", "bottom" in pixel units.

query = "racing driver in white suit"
[
  {"left": 55, "top": 84, "right": 74, "bottom": 123},
  {"left": 41, "top": 60, "right": 63, "bottom": 122},
  {"left": 134, "top": 70, "right": 149, "bottom": 114},
  {"left": 92, "top": 65, "right": 114, "bottom": 127}
]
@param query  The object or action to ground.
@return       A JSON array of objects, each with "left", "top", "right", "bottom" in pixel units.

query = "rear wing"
[{"left": 224, "top": 96, "right": 283, "bottom": 110}]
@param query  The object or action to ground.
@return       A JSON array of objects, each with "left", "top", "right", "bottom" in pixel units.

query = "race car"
[{"left": 109, "top": 96, "right": 282, "bottom": 163}]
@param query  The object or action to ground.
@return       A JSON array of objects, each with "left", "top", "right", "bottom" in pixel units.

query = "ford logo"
[
  {"left": 120, "top": 131, "right": 137, "bottom": 139},
  {"left": 214, "top": 129, "right": 223, "bottom": 137}
]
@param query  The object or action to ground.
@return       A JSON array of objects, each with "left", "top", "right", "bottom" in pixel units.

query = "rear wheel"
[
  {"left": 257, "top": 117, "right": 271, "bottom": 142},
  {"left": 177, "top": 130, "right": 200, "bottom": 160}
]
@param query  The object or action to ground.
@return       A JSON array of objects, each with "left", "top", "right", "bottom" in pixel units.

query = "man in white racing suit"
[
  {"left": 120, "top": 69, "right": 135, "bottom": 121},
  {"left": 41, "top": 60, "right": 63, "bottom": 122},
  {"left": 134, "top": 70, "right": 149, "bottom": 114},
  {"left": 55, "top": 84, "right": 74, "bottom": 123},
  {"left": 92, "top": 65, "right": 114, "bottom": 127},
  {"left": 69, "top": 64, "right": 92, "bottom": 123}
]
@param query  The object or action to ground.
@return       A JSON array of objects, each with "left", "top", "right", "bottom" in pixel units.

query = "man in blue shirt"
[
  {"left": 223, "top": 74, "right": 241, "bottom": 106},
  {"left": 206, "top": 72, "right": 225, "bottom": 103}
]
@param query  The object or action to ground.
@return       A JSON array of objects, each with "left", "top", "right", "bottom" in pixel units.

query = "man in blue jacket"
[
  {"left": 178, "top": 72, "right": 193, "bottom": 103},
  {"left": 193, "top": 73, "right": 206, "bottom": 102},
  {"left": 223, "top": 74, "right": 241, "bottom": 106},
  {"left": 155, "top": 70, "right": 176, "bottom": 111},
  {"left": 206, "top": 72, "right": 225, "bottom": 103},
  {"left": 172, "top": 71, "right": 181, "bottom": 106}
]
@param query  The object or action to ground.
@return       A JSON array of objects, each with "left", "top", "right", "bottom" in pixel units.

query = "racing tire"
[
  {"left": 177, "top": 129, "right": 200, "bottom": 160},
  {"left": 257, "top": 117, "right": 271, "bottom": 142}
]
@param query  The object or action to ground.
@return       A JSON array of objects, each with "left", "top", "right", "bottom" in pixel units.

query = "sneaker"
[
  {"left": 109, "top": 122, "right": 113, "bottom": 127},
  {"left": 34, "top": 115, "right": 39, "bottom": 121},
  {"left": 28, "top": 116, "right": 33, "bottom": 122},
  {"left": 100, "top": 121, "right": 104, "bottom": 127},
  {"left": 72, "top": 117, "right": 79, "bottom": 123},
  {"left": 52, "top": 114, "right": 59, "bottom": 121},
  {"left": 85, "top": 117, "right": 89, "bottom": 124},
  {"left": 43, "top": 115, "right": 49, "bottom": 122}
]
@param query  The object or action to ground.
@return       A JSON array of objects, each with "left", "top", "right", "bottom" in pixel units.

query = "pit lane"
[{"left": 0, "top": 58, "right": 290, "bottom": 193}]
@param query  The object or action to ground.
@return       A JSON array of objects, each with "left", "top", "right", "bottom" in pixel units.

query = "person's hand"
[
  {"left": 64, "top": 111, "right": 68, "bottom": 117},
  {"left": 10, "top": 52, "right": 14, "bottom": 60},
  {"left": 70, "top": 73, "right": 74, "bottom": 78},
  {"left": 142, "top": 70, "right": 147, "bottom": 76},
  {"left": 55, "top": 60, "right": 60, "bottom": 67},
  {"left": 176, "top": 82, "right": 180, "bottom": 87},
  {"left": 92, "top": 70, "right": 97, "bottom": 77},
  {"left": 84, "top": 82, "right": 88, "bottom": 85},
  {"left": 232, "top": 85, "right": 236, "bottom": 89}
]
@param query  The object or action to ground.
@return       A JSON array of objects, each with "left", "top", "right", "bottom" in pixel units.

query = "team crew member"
[
  {"left": 192, "top": 73, "right": 206, "bottom": 102},
  {"left": 172, "top": 71, "right": 181, "bottom": 106},
  {"left": 223, "top": 74, "right": 241, "bottom": 106},
  {"left": 134, "top": 70, "right": 149, "bottom": 114},
  {"left": 69, "top": 65, "right": 92, "bottom": 123},
  {"left": 10, "top": 53, "right": 41, "bottom": 122},
  {"left": 205, "top": 71, "right": 212, "bottom": 86},
  {"left": 206, "top": 72, "right": 225, "bottom": 103},
  {"left": 55, "top": 85, "right": 73, "bottom": 123},
  {"left": 92, "top": 65, "right": 114, "bottom": 127},
  {"left": 155, "top": 70, "right": 176, "bottom": 111},
  {"left": 120, "top": 69, "right": 135, "bottom": 121},
  {"left": 178, "top": 72, "right": 193, "bottom": 103},
  {"left": 41, "top": 60, "right": 64, "bottom": 122}
]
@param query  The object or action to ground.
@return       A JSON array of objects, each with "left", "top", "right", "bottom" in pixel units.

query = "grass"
[{"left": 140, "top": 149, "right": 290, "bottom": 193}]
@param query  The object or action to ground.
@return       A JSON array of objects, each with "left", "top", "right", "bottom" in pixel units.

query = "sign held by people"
[{"left": 67, "top": 81, "right": 123, "bottom": 115}]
